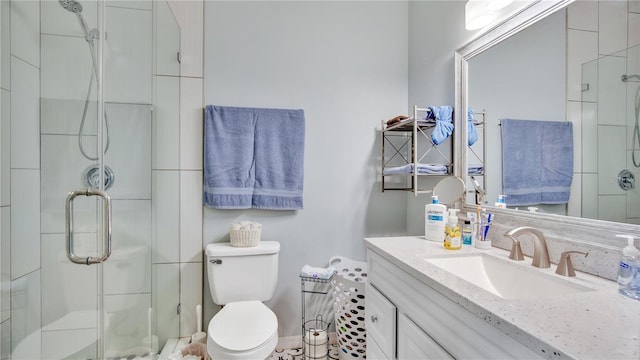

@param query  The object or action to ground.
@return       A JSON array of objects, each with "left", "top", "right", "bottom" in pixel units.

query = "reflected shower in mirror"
[{"left": 465, "top": 1, "right": 640, "bottom": 225}]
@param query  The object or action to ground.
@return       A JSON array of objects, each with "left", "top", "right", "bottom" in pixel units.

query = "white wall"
[
  {"left": 406, "top": 1, "right": 481, "bottom": 235},
  {"left": 203, "top": 1, "right": 409, "bottom": 338}
]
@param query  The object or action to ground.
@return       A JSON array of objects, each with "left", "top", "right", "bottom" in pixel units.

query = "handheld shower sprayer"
[
  {"left": 59, "top": 0, "right": 82, "bottom": 13},
  {"left": 58, "top": 0, "right": 98, "bottom": 43},
  {"left": 58, "top": 0, "right": 112, "bottom": 187}
]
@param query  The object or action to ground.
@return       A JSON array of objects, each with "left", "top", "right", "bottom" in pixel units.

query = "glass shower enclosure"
[
  {"left": 1, "top": 0, "right": 181, "bottom": 358},
  {"left": 581, "top": 43, "right": 640, "bottom": 224}
]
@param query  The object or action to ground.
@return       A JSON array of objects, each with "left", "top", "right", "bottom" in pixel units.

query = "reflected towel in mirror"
[{"left": 501, "top": 119, "right": 573, "bottom": 206}]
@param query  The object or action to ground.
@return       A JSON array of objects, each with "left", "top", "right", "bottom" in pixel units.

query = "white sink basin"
[{"left": 426, "top": 254, "right": 594, "bottom": 299}]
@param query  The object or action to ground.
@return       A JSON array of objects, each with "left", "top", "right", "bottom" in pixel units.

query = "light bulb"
[
  {"left": 487, "top": 0, "right": 514, "bottom": 11},
  {"left": 465, "top": 1, "right": 497, "bottom": 30}
]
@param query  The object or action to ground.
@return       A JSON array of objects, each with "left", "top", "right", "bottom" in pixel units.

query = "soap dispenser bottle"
[
  {"left": 425, "top": 195, "right": 446, "bottom": 242},
  {"left": 617, "top": 234, "right": 640, "bottom": 299},
  {"left": 495, "top": 195, "right": 507, "bottom": 209},
  {"left": 444, "top": 209, "right": 461, "bottom": 250}
]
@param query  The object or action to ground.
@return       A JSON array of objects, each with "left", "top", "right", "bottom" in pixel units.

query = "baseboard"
[{"left": 276, "top": 332, "right": 338, "bottom": 350}]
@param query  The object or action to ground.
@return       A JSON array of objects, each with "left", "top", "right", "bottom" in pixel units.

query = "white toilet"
[{"left": 206, "top": 241, "right": 280, "bottom": 360}]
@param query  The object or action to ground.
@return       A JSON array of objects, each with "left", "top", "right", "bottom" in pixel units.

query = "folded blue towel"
[
  {"left": 501, "top": 119, "right": 573, "bottom": 206},
  {"left": 204, "top": 105, "right": 305, "bottom": 210},
  {"left": 468, "top": 108, "right": 478, "bottom": 146},
  {"left": 468, "top": 164, "right": 483, "bottom": 175},
  {"left": 426, "top": 106, "right": 454, "bottom": 145},
  {"left": 383, "top": 163, "right": 448, "bottom": 175}
]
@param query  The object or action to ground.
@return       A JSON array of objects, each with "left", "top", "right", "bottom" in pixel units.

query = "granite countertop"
[{"left": 364, "top": 236, "right": 640, "bottom": 360}]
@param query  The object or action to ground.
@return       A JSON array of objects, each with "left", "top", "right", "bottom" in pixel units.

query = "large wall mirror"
[{"left": 455, "top": 0, "right": 640, "bottom": 244}]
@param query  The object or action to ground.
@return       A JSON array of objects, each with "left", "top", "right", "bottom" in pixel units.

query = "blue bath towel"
[
  {"left": 501, "top": 119, "right": 573, "bottom": 206},
  {"left": 204, "top": 105, "right": 305, "bottom": 210},
  {"left": 426, "top": 106, "right": 454, "bottom": 145}
]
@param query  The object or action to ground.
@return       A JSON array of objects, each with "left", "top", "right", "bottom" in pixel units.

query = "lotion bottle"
[
  {"left": 444, "top": 209, "right": 461, "bottom": 250},
  {"left": 425, "top": 195, "right": 446, "bottom": 242},
  {"left": 617, "top": 234, "right": 640, "bottom": 299}
]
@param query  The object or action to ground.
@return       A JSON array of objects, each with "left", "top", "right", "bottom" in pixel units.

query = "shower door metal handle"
[{"left": 65, "top": 189, "right": 112, "bottom": 265}]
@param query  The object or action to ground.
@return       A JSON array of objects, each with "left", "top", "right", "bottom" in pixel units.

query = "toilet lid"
[{"left": 209, "top": 300, "right": 277, "bottom": 352}]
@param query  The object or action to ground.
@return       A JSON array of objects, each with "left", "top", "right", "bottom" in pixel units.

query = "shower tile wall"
[
  {"left": 5, "top": 0, "right": 43, "bottom": 359},
  {"left": 567, "top": 0, "right": 640, "bottom": 224},
  {"left": 0, "top": 0, "right": 204, "bottom": 358}
]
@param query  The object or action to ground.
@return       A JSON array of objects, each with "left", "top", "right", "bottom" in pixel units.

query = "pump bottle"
[
  {"left": 617, "top": 234, "right": 640, "bottom": 299},
  {"left": 495, "top": 195, "right": 507, "bottom": 208},
  {"left": 425, "top": 195, "right": 446, "bottom": 242},
  {"left": 444, "top": 209, "right": 461, "bottom": 250}
]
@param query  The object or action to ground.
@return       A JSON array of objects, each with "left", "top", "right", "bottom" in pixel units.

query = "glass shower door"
[
  {"left": 580, "top": 44, "right": 640, "bottom": 224},
  {"left": 1, "top": 0, "right": 181, "bottom": 358}
]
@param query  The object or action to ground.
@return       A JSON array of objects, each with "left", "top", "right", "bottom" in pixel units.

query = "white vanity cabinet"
[
  {"left": 366, "top": 250, "right": 544, "bottom": 360},
  {"left": 365, "top": 283, "right": 396, "bottom": 360}
]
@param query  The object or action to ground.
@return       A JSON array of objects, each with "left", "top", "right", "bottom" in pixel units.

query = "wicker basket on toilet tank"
[{"left": 229, "top": 222, "right": 262, "bottom": 247}]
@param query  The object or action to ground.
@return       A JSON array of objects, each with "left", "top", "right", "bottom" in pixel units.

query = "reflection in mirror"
[
  {"left": 433, "top": 176, "right": 466, "bottom": 206},
  {"left": 464, "top": 1, "right": 640, "bottom": 225}
]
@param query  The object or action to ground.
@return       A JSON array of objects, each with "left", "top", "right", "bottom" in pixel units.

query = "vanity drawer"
[
  {"left": 397, "top": 313, "right": 454, "bottom": 360},
  {"left": 365, "top": 282, "right": 396, "bottom": 360},
  {"left": 365, "top": 333, "right": 389, "bottom": 360}
]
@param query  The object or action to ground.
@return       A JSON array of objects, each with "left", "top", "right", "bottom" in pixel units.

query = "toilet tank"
[{"left": 206, "top": 241, "right": 280, "bottom": 305}]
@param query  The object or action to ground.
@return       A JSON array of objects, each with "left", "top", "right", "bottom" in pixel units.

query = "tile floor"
[{"left": 268, "top": 345, "right": 340, "bottom": 360}]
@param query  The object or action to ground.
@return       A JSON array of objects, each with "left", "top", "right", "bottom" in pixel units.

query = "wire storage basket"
[
  {"left": 303, "top": 315, "right": 331, "bottom": 360},
  {"left": 330, "top": 256, "right": 367, "bottom": 360}
]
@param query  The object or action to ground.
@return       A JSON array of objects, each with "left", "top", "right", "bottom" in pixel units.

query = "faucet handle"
[
  {"left": 555, "top": 251, "right": 588, "bottom": 277},
  {"left": 508, "top": 237, "right": 524, "bottom": 261}
]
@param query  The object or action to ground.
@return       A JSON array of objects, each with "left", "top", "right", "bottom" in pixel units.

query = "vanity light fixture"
[
  {"left": 465, "top": 0, "right": 496, "bottom": 30},
  {"left": 465, "top": 0, "right": 535, "bottom": 31},
  {"left": 487, "top": 0, "right": 514, "bottom": 10}
]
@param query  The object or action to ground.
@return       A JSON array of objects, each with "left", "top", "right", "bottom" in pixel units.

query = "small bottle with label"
[
  {"left": 444, "top": 209, "right": 461, "bottom": 250},
  {"left": 462, "top": 220, "right": 472, "bottom": 246}
]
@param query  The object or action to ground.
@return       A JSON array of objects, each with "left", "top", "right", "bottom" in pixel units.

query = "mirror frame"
[{"left": 454, "top": 0, "right": 640, "bottom": 243}]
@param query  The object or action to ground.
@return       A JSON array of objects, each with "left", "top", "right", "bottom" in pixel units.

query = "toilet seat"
[{"left": 208, "top": 300, "right": 278, "bottom": 357}]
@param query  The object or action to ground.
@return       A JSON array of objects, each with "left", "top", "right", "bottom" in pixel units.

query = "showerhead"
[
  {"left": 59, "top": 0, "right": 83, "bottom": 13},
  {"left": 58, "top": 0, "right": 97, "bottom": 43},
  {"left": 622, "top": 74, "right": 640, "bottom": 82}
]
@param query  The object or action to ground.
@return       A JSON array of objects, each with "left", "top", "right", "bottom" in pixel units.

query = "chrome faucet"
[
  {"left": 555, "top": 251, "right": 588, "bottom": 277},
  {"left": 505, "top": 226, "right": 551, "bottom": 268}
]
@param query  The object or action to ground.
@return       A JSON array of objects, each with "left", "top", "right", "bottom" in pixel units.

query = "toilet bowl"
[
  {"left": 207, "top": 301, "right": 278, "bottom": 360},
  {"left": 205, "top": 241, "right": 281, "bottom": 360}
]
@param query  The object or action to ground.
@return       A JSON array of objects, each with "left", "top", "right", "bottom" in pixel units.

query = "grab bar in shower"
[{"left": 65, "top": 189, "right": 112, "bottom": 265}]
